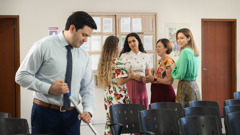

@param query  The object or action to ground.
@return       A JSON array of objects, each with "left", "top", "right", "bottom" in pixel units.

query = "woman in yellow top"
[{"left": 146, "top": 38, "right": 176, "bottom": 103}]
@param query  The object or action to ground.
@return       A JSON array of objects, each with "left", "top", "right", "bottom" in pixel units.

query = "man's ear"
[{"left": 69, "top": 25, "right": 76, "bottom": 33}]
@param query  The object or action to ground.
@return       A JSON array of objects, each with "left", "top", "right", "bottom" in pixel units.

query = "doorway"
[
  {"left": 0, "top": 16, "right": 20, "bottom": 117},
  {"left": 202, "top": 19, "right": 236, "bottom": 115}
]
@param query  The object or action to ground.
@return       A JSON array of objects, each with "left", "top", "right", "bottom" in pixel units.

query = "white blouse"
[{"left": 120, "top": 51, "right": 150, "bottom": 76}]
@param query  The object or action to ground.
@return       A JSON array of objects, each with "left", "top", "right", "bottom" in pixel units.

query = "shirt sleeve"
[
  {"left": 80, "top": 56, "right": 96, "bottom": 114},
  {"left": 166, "top": 58, "right": 175, "bottom": 69},
  {"left": 115, "top": 58, "right": 128, "bottom": 79},
  {"left": 172, "top": 50, "right": 189, "bottom": 80},
  {"left": 15, "top": 41, "right": 51, "bottom": 94}
]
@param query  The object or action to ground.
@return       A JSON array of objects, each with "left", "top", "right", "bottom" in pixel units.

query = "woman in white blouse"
[{"left": 120, "top": 33, "right": 150, "bottom": 109}]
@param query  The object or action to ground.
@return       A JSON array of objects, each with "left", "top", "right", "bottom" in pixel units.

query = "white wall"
[{"left": 1, "top": 0, "right": 240, "bottom": 125}]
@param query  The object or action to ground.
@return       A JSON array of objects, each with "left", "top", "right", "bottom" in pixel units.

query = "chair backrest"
[
  {"left": 224, "top": 99, "right": 240, "bottom": 106},
  {"left": 189, "top": 101, "right": 219, "bottom": 108},
  {"left": 189, "top": 101, "right": 221, "bottom": 116},
  {"left": 139, "top": 109, "right": 179, "bottom": 135},
  {"left": 0, "top": 112, "right": 11, "bottom": 118},
  {"left": 234, "top": 91, "right": 240, "bottom": 99},
  {"left": 184, "top": 106, "right": 222, "bottom": 128},
  {"left": 227, "top": 111, "right": 240, "bottom": 135},
  {"left": 12, "top": 134, "right": 51, "bottom": 135},
  {"left": 0, "top": 118, "right": 29, "bottom": 135},
  {"left": 179, "top": 116, "right": 222, "bottom": 135},
  {"left": 223, "top": 105, "right": 240, "bottom": 134},
  {"left": 224, "top": 105, "right": 240, "bottom": 116},
  {"left": 149, "top": 102, "right": 184, "bottom": 118},
  {"left": 109, "top": 104, "right": 145, "bottom": 134}
]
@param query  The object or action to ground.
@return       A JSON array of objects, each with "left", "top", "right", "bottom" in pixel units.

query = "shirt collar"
[
  {"left": 58, "top": 31, "right": 69, "bottom": 47},
  {"left": 130, "top": 50, "right": 141, "bottom": 55}
]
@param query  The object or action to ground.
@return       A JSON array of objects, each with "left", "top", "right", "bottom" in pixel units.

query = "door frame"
[
  {"left": 201, "top": 19, "right": 237, "bottom": 99},
  {"left": 0, "top": 15, "right": 20, "bottom": 117}
]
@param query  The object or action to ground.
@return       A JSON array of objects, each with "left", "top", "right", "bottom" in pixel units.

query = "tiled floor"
[{"left": 81, "top": 123, "right": 105, "bottom": 135}]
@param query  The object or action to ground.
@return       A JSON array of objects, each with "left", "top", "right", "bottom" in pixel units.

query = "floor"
[
  {"left": 81, "top": 118, "right": 226, "bottom": 135},
  {"left": 81, "top": 123, "right": 105, "bottom": 135}
]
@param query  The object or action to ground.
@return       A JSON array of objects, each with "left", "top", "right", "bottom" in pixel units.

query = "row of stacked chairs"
[
  {"left": 109, "top": 91, "right": 240, "bottom": 135},
  {"left": 0, "top": 113, "right": 50, "bottom": 135}
]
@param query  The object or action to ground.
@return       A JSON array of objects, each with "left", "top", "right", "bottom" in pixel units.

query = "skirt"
[
  {"left": 150, "top": 83, "right": 176, "bottom": 103},
  {"left": 176, "top": 80, "right": 201, "bottom": 108},
  {"left": 126, "top": 80, "right": 148, "bottom": 110}
]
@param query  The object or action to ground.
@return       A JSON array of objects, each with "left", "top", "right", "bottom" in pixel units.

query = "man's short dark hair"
[{"left": 65, "top": 11, "right": 97, "bottom": 31}]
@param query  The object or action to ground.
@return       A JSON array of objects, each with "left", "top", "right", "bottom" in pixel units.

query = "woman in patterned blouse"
[
  {"left": 120, "top": 33, "right": 150, "bottom": 110},
  {"left": 146, "top": 38, "right": 176, "bottom": 103},
  {"left": 98, "top": 36, "right": 133, "bottom": 135}
]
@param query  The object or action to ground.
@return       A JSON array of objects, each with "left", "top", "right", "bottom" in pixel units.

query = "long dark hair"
[{"left": 120, "top": 33, "right": 146, "bottom": 56}]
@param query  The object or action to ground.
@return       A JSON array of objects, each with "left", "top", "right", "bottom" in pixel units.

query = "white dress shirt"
[{"left": 15, "top": 31, "right": 95, "bottom": 114}]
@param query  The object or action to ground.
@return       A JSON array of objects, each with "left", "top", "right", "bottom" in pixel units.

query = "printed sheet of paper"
[
  {"left": 103, "top": 18, "right": 112, "bottom": 33},
  {"left": 148, "top": 53, "right": 154, "bottom": 69},
  {"left": 121, "top": 17, "right": 130, "bottom": 33},
  {"left": 48, "top": 27, "right": 58, "bottom": 36},
  {"left": 91, "top": 36, "right": 101, "bottom": 51},
  {"left": 81, "top": 37, "right": 90, "bottom": 51},
  {"left": 144, "top": 35, "right": 153, "bottom": 51},
  {"left": 103, "top": 35, "right": 109, "bottom": 45},
  {"left": 121, "top": 36, "right": 126, "bottom": 49},
  {"left": 91, "top": 54, "right": 100, "bottom": 70},
  {"left": 93, "top": 17, "right": 101, "bottom": 32},
  {"left": 132, "top": 18, "right": 142, "bottom": 32}
]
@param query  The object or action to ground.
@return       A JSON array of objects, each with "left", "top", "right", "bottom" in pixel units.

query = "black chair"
[
  {"left": 0, "top": 112, "right": 11, "bottom": 118},
  {"left": 224, "top": 99, "right": 240, "bottom": 106},
  {"left": 139, "top": 109, "right": 180, "bottom": 135},
  {"left": 184, "top": 106, "right": 222, "bottom": 128},
  {"left": 227, "top": 111, "right": 240, "bottom": 135},
  {"left": 188, "top": 101, "right": 221, "bottom": 117},
  {"left": 234, "top": 91, "right": 240, "bottom": 99},
  {"left": 189, "top": 101, "right": 220, "bottom": 108},
  {"left": 179, "top": 116, "right": 222, "bottom": 135},
  {"left": 149, "top": 102, "right": 184, "bottom": 118},
  {"left": 13, "top": 133, "right": 52, "bottom": 135},
  {"left": 109, "top": 104, "right": 151, "bottom": 135},
  {"left": 0, "top": 118, "right": 30, "bottom": 135},
  {"left": 223, "top": 105, "right": 240, "bottom": 135}
]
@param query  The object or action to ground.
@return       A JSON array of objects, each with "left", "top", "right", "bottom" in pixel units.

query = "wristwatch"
[{"left": 154, "top": 77, "right": 157, "bottom": 82}]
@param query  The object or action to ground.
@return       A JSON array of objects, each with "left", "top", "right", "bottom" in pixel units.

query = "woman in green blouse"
[{"left": 172, "top": 28, "right": 200, "bottom": 107}]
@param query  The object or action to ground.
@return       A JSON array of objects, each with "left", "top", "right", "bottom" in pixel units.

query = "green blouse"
[{"left": 172, "top": 48, "right": 199, "bottom": 81}]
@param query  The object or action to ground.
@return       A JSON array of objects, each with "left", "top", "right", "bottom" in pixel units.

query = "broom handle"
[{"left": 66, "top": 93, "right": 99, "bottom": 135}]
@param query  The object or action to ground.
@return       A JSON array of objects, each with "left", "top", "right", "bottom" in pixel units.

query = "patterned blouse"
[
  {"left": 104, "top": 58, "right": 130, "bottom": 135},
  {"left": 120, "top": 51, "right": 150, "bottom": 76},
  {"left": 154, "top": 58, "right": 175, "bottom": 81}
]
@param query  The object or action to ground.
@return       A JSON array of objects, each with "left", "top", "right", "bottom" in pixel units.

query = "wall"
[{"left": 0, "top": 0, "right": 240, "bottom": 125}]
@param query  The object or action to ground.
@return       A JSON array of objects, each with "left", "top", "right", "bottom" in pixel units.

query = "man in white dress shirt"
[{"left": 15, "top": 11, "right": 97, "bottom": 135}]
